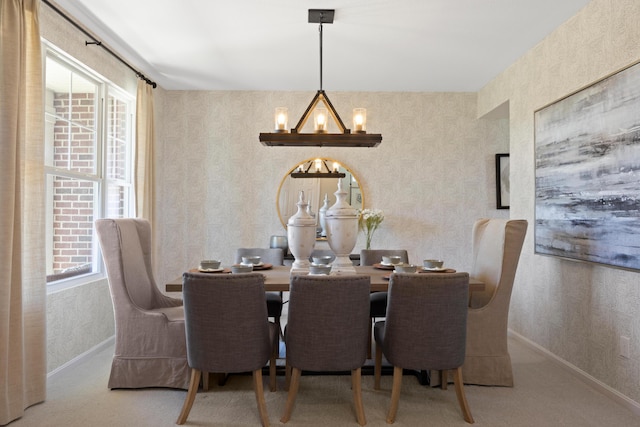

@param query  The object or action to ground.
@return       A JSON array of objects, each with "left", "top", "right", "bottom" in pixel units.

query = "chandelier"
[{"left": 259, "top": 9, "right": 382, "bottom": 148}]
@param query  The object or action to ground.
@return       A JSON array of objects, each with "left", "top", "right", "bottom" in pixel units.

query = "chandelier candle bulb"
[
  {"left": 353, "top": 108, "right": 366, "bottom": 133},
  {"left": 274, "top": 107, "right": 288, "bottom": 132},
  {"left": 314, "top": 108, "right": 328, "bottom": 132}
]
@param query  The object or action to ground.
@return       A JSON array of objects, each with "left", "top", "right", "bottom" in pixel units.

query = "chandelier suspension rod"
[{"left": 319, "top": 20, "right": 324, "bottom": 91}]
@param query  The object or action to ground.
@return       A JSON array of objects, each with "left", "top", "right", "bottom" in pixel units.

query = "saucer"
[
  {"left": 423, "top": 267, "right": 447, "bottom": 272},
  {"left": 198, "top": 268, "right": 224, "bottom": 273},
  {"left": 373, "top": 263, "right": 396, "bottom": 270}
]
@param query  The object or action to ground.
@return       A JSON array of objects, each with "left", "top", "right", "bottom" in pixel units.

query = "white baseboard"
[
  {"left": 508, "top": 329, "right": 640, "bottom": 417},
  {"left": 47, "top": 336, "right": 115, "bottom": 379}
]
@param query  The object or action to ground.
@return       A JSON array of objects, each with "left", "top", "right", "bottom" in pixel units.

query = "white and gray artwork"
[{"left": 534, "top": 61, "right": 640, "bottom": 270}]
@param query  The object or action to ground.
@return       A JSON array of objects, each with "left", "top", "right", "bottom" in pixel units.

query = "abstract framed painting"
[{"left": 534, "top": 60, "right": 640, "bottom": 271}]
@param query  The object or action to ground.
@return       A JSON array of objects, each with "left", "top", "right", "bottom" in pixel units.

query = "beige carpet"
[{"left": 9, "top": 337, "right": 640, "bottom": 426}]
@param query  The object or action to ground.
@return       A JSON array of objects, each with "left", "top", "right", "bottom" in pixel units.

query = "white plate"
[
  {"left": 241, "top": 262, "right": 264, "bottom": 267},
  {"left": 423, "top": 267, "right": 447, "bottom": 272},
  {"left": 198, "top": 268, "right": 224, "bottom": 273},
  {"left": 380, "top": 261, "right": 393, "bottom": 266}
]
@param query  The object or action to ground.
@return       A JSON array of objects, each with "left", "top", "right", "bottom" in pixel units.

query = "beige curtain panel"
[
  {"left": 0, "top": 0, "right": 47, "bottom": 424},
  {"left": 135, "top": 80, "right": 155, "bottom": 223}
]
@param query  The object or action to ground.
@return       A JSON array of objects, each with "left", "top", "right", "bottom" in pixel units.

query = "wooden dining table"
[{"left": 165, "top": 265, "right": 485, "bottom": 293}]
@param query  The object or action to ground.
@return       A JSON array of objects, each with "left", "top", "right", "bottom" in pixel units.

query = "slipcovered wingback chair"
[
  {"left": 463, "top": 218, "right": 528, "bottom": 387},
  {"left": 95, "top": 218, "right": 189, "bottom": 389}
]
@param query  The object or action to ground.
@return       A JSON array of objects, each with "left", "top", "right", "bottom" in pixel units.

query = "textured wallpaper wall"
[
  {"left": 478, "top": 0, "right": 640, "bottom": 405},
  {"left": 153, "top": 91, "right": 509, "bottom": 287}
]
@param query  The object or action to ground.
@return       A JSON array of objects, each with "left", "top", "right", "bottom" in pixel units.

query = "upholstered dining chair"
[
  {"left": 95, "top": 218, "right": 189, "bottom": 389},
  {"left": 281, "top": 275, "right": 371, "bottom": 426},
  {"left": 374, "top": 272, "right": 474, "bottom": 424},
  {"left": 360, "top": 249, "right": 409, "bottom": 357},
  {"left": 462, "top": 218, "right": 528, "bottom": 387},
  {"left": 177, "top": 272, "right": 276, "bottom": 426},
  {"left": 236, "top": 247, "right": 284, "bottom": 391}
]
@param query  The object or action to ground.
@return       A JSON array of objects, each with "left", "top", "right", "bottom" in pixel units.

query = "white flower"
[{"left": 359, "top": 209, "right": 384, "bottom": 249}]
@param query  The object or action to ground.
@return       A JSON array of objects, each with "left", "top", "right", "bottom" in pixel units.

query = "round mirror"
[{"left": 277, "top": 158, "right": 364, "bottom": 233}]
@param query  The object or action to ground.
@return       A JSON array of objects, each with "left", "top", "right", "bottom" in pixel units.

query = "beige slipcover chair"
[
  {"left": 95, "top": 218, "right": 189, "bottom": 389},
  {"left": 463, "top": 218, "right": 528, "bottom": 387}
]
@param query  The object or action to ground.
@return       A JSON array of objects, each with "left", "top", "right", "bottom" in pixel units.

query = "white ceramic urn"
[
  {"left": 287, "top": 191, "right": 316, "bottom": 273},
  {"left": 325, "top": 180, "right": 358, "bottom": 274}
]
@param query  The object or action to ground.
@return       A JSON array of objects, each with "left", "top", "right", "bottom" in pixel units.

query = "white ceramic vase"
[
  {"left": 287, "top": 191, "right": 316, "bottom": 273},
  {"left": 325, "top": 180, "right": 358, "bottom": 274}
]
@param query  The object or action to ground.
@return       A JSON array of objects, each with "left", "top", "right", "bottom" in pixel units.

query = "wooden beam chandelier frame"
[{"left": 259, "top": 9, "right": 382, "bottom": 148}]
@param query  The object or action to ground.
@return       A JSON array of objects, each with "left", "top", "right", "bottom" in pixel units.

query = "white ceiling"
[{"left": 52, "top": 0, "right": 592, "bottom": 92}]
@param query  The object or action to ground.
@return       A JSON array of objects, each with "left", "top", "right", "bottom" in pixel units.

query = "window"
[{"left": 44, "top": 45, "right": 134, "bottom": 284}]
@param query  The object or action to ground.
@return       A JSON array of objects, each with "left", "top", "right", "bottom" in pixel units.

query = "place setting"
[
  {"left": 195, "top": 259, "right": 230, "bottom": 274},
  {"left": 383, "top": 259, "right": 456, "bottom": 279},
  {"left": 235, "top": 255, "right": 273, "bottom": 271},
  {"left": 420, "top": 259, "right": 456, "bottom": 273},
  {"left": 373, "top": 255, "right": 403, "bottom": 270}
]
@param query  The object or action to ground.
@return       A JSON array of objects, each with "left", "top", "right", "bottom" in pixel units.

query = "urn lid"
[
  {"left": 326, "top": 180, "right": 358, "bottom": 218},
  {"left": 287, "top": 191, "right": 317, "bottom": 226}
]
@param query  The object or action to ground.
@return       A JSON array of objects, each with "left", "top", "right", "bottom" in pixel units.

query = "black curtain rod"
[{"left": 42, "top": 0, "right": 157, "bottom": 88}]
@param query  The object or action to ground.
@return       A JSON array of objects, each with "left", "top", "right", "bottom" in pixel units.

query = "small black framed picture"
[{"left": 496, "top": 153, "right": 510, "bottom": 209}]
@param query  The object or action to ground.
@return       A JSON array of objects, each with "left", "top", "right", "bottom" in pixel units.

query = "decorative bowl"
[
  {"left": 309, "top": 264, "right": 332, "bottom": 275},
  {"left": 423, "top": 259, "right": 444, "bottom": 269},
  {"left": 231, "top": 264, "right": 254, "bottom": 273},
  {"left": 394, "top": 264, "right": 418, "bottom": 273},
  {"left": 200, "top": 259, "right": 221, "bottom": 270},
  {"left": 312, "top": 255, "right": 333, "bottom": 265}
]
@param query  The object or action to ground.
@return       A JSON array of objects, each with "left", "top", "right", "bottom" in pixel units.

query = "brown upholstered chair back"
[
  {"left": 182, "top": 272, "right": 272, "bottom": 373},
  {"left": 286, "top": 275, "right": 370, "bottom": 372},
  {"left": 380, "top": 272, "right": 470, "bottom": 370}
]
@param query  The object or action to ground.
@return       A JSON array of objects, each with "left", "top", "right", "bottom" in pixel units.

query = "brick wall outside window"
[{"left": 51, "top": 92, "right": 95, "bottom": 274}]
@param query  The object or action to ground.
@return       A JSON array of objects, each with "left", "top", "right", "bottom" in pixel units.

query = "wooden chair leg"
[
  {"left": 440, "top": 369, "right": 448, "bottom": 390},
  {"left": 252, "top": 369, "right": 271, "bottom": 427},
  {"left": 270, "top": 321, "right": 279, "bottom": 392},
  {"left": 374, "top": 344, "right": 383, "bottom": 390},
  {"left": 351, "top": 368, "right": 367, "bottom": 426},
  {"left": 386, "top": 366, "right": 403, "bottom": 424},
  {"left": 453, "top": 367, "right": 474, "bottom": 424},
  {"left": 176, "top": 368, "right": 201, "bottom": 425},
  {"left": 202, "top": 370, "right": 209, "bottom": 391},
  {"left": 367, "top": 319, "right": 373, "bottom": 359},
  {"left": 284, "top": 359, "right": 291, "bottom": 391},
  {"left": 280, "top": 367, "right": 301, "bottom": 423}
]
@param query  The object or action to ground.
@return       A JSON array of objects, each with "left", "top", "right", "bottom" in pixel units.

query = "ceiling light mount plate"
[{"left": 308, "top": 9, "right": 334, "bottom": 24}]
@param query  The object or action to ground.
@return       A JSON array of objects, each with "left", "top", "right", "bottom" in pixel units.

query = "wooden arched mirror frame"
[{"left": 276, "top": 158, "right": 364, "bottom": 233}]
